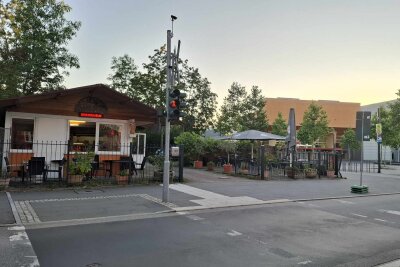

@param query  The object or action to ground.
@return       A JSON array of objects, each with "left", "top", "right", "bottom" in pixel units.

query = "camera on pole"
[{"left": 168, "top": 89, "right": 186, "bottom": 121}]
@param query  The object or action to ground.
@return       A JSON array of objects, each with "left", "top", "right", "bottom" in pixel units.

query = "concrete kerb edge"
[
  {"left": 171, "top": 191, "right": 400, "bottom": 213},
  {"left": 6, "top": 192, "right": 21, "bottom": 225}
]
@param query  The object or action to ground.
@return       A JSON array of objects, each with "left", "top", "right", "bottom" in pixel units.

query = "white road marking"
[
  {"left": 186, "top": 215, "right": 204, "bottom": 221},
  {"left": 351, "top": 213, "right": 368, "bottom": 218},
  {"left": 335, "top": 199, "right": 355, "bottom": 204},
  {"left": 227, "top": 230, "right": 242, "bottom": 236},
  {"left": 379, "top": 209, "right": 400, "bottom": 216},
  {"left": 298, "top": 260, "right": 313, "bottom": 265},
  {"left": 170, "top": 183, "right": 228, "bottom": 199},
  {"left": 176, "top": 211, "right": 187, "bottom": 215},
  {"left": 375, "top": 259, "right": 400, "bottom": 267},
  {"left": 307, "top": 203, "right": 320, "bottom": 208},
  {"left": 7, "top": 226, "right": 40, "bottom": 266},
  {"left": 374, "top": 218, "right": 387, "bottom": 222}
]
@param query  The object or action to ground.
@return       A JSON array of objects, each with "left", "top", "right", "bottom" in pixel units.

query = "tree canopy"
[
  {"left": 0, "top": 0, "right": 81, "bottom": 98},
  {"left": 215, "top": 82, "right": 268, "bottom": 135},
  {"left": 108, "top": 46, "right": 217, "bottom": 134},
  {"left": 370, "top": 91, "right": 400, "bottom": 149},
  {"left": 297, "top": 102, "right": 330, "bottom": 146},
  {"left": 271, "top": 112, "right": 288, "bottom": 136}
]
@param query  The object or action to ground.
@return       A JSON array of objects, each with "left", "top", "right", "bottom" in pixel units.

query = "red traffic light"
[{"left": 169, "top": 100, "right": 178, "bottom": 109}]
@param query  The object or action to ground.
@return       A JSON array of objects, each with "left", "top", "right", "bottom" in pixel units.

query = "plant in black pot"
[
  {"left": 68, "top": 152, "right": 94, "bottom": 184},
  {"left": 285, "top": 166, "right": 299, "bottom": 179}
]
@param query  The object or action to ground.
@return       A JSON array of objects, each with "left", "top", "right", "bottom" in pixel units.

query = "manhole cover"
[{"left": 86, "top": 263, "right": 101, "bottom": 267}]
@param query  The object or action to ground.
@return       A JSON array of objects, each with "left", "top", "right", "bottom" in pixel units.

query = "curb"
[{"left": 6, "top": 192, "right": 21, "bottom": 225}]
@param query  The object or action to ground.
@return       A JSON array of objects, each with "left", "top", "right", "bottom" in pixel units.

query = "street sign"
[
  {"left": 171, "top": 146, "right": 179, "bottom": 157},
  {"left": 377, "top": 136, "right": 382, "bottom": 143},
  {"left": 356, "top": 111, "right": 371, "bottom": 141}
]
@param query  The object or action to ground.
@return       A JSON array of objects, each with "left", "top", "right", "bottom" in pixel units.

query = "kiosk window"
[
  {"left": 69, "top": 120, "right": 96, "bottom": 152},
  {"left": 11, "top": 118, "right": 34, "bottom": 149}
]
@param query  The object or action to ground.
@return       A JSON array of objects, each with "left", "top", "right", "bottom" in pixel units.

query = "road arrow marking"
[
  {"left": 227, "top": 230, "right": 242, "bottom": 236},
  {"left": 379, "top": 209, "right": 400, "bottom": 216}
]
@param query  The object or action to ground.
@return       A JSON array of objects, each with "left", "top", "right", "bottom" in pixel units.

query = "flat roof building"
[{"left": 265, "top": 98, "right": 361, "bottom": 148}]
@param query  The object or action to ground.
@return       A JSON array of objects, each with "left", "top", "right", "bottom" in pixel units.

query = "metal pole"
[
  {"left": 377, "top": 108, "right": 381, "bottom": 173},
  {"left": 378, "top": 142, "right": 381, "bottom": 173},
  {"left": 163, "top": 30, "right": 172, "bottom": 202},
  {"left": 179, "top": 144, "right": 184, "bottom": 183},
  {"left": 260, "top": 145, "right": 265, "bottom": 180},
  {"left": 360, "top": 113, "right": 364, "bottom": 186}
]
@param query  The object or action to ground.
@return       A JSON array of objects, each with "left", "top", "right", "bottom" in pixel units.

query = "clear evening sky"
[{"left": 64, "top": 0, "right": 400, "bottom": 106}]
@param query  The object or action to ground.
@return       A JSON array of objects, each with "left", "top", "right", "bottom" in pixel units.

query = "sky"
[{"left": 64, "top": 0, "right": 400, "bottom": 106}]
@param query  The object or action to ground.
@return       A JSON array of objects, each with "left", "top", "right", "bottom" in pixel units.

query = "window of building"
[
  {"left": 11, "top": 118, "right": 34, "bottom": 150},
  {"left": 98, "top": 123, "right": 121, "bottom": 152},
  {"left": 69, "top": 120, "right": 96, "bottom": 152}
]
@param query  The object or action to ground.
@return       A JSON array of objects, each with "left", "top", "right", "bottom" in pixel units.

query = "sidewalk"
[
  {"left": 0, "top": 192, "right": 15, "bottom": 225},
  {"left": 2, "top": 168, "right": 400, "bottom": 267}
]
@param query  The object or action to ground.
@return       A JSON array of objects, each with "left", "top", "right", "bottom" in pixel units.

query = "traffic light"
[{"left": 168, "top": 89, "right": 186, "bottom": 121}]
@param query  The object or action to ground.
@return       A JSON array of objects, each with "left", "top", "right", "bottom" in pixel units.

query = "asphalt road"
[{"left": 27, "top": 194, "right": 400, "bottom": 267}]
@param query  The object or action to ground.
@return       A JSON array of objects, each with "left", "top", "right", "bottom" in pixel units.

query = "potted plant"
[
  {"left": 174, "top": 132, "right": 205, "bottom": 169},
  {"left": 219, "top": 141, "right": 237, "bottom": 175},
  {"left": 0, "top": 171, "right": 10, "bottom": 190},
  {"left": 240, "top": 162, "right": 249, "bottom": 174},
  {"left": 115, "top": 169, "right": 129, "bottom": 185},
  {"left": 285, "top": 166, "right": 299, "bottom": 179},
  {"left": 207, "top": 161, "right": 215, "bottom": 171},
  {"left": 148, "top": 155, "right": 173, "bottom": 182},
  {"left": 68, "top": 152, "right": 94, "bottom": 184},
  {"left": 327, "top": 167, "right": 335, "bottom": 178},
  {"left": 305, "top": 167, "right": 317, "bottom": 178},
  {"left": 194, "top": 160, "right": 203, "bottom": 169}
]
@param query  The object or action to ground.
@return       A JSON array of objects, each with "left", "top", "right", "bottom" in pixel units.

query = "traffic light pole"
[{"left": 163, "top": 29, "right": 172, "bottom": 203}]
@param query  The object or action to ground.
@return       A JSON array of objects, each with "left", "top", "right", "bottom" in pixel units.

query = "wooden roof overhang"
[{"left": 0, "top": 84, "right": 157, "bottom": 126}]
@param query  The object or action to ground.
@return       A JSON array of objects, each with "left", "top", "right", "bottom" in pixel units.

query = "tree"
[
  {"left": 370, "top": 93, "right": 400, "bottom": 149},
  {"left": 297, "top": 102, "right": 330, "bottom": 146},
  {"left": 108, "top": 46, "right": 217, "bottom": 134},
  {"left": 340, "top": 129, "right": 360, "bottom": 161},
  {"left": 240, "top": 86, "right": 269, "bottom": 131},
  {"left": 174, "top": 132, "right": 205, "bottom": 162},
  {"left": 108, "top": 54, "right": 138, "bottom": 96},
  {"left": 216, "top": 83, "right": 269, "bottom": 134},
  {"left": 0, "top": 0, "right": 81, "bottom": 97},
  {"left": 215, "top": 82, "right": 247, "bottom": 134},
  {"left": 271, "top": 112, "right": 288, "bottom": 136}
]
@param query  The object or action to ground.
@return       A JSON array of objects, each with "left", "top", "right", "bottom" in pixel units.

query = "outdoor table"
[{"left": 102, "top": 159, "right": 136, "bottom": 178}]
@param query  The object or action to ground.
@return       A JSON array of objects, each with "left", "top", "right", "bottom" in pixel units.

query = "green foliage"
[
  {"left": 271, "top": 112, "right": 288, "bottom": 137},
  {"left": 119, "top": 169, "right": 129, "bottom": 176},
  {"left": 147, "top": 155, "right": 164, "bottom": 171},
  {"left": 174, "top": 132, "right": 205, "bottom": 161},
  {"left": 0, "top": 0, "right": 81, "bottom": 97},
  {"left": 216, "top": 83, "right": 268, "bottom": 134},
  {"left": 340, "top": 129, "right": 360, "bottom": 150},
  {"left": 69, "top": 152, "right": 94, "bottom": 176},
  {"left": 108, "top": 46, "right": 217, "bottom": 134},
  {"left": 297, "top": 102, "right": 330, "bottom": 146},
  {"left": 203, "top": 137, "right": 220, "bottom": 155},
  {"left": 215, "top": 82, "right": 247, "bottom": 134},
  {"left": 218, "top": 141, "right": 237, "bottom": 162},
  {"left": 240, "top": 86, "right": 269, "bottom": 131}
]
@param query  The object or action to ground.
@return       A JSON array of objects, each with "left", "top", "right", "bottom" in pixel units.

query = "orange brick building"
[{"left": 265, "top": 98, "right": 360, "bottom": 148}]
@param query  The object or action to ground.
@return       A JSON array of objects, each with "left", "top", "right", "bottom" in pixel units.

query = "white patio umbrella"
[{"left": 223, "top": 130, "right": 286, "bottom": 159}]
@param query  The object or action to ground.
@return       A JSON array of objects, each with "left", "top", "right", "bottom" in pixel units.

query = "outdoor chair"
[
  {"left": 4, "top": 156, "right": 23, "bottom": 178},
  {"left": 119, "top": 156, "right": 136, "bottom": 175},
  {"left": 44, "top": 158, "right": 65, "bottom": 182},
  {"left": 27, "top": 157, "right": 46, "bottom": 183},
  {"left": 135, "top": 156, "right": 147, "bottom": 178},
  {"left": 91, "top": 154, "right": 111, "bottom": 178}
]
